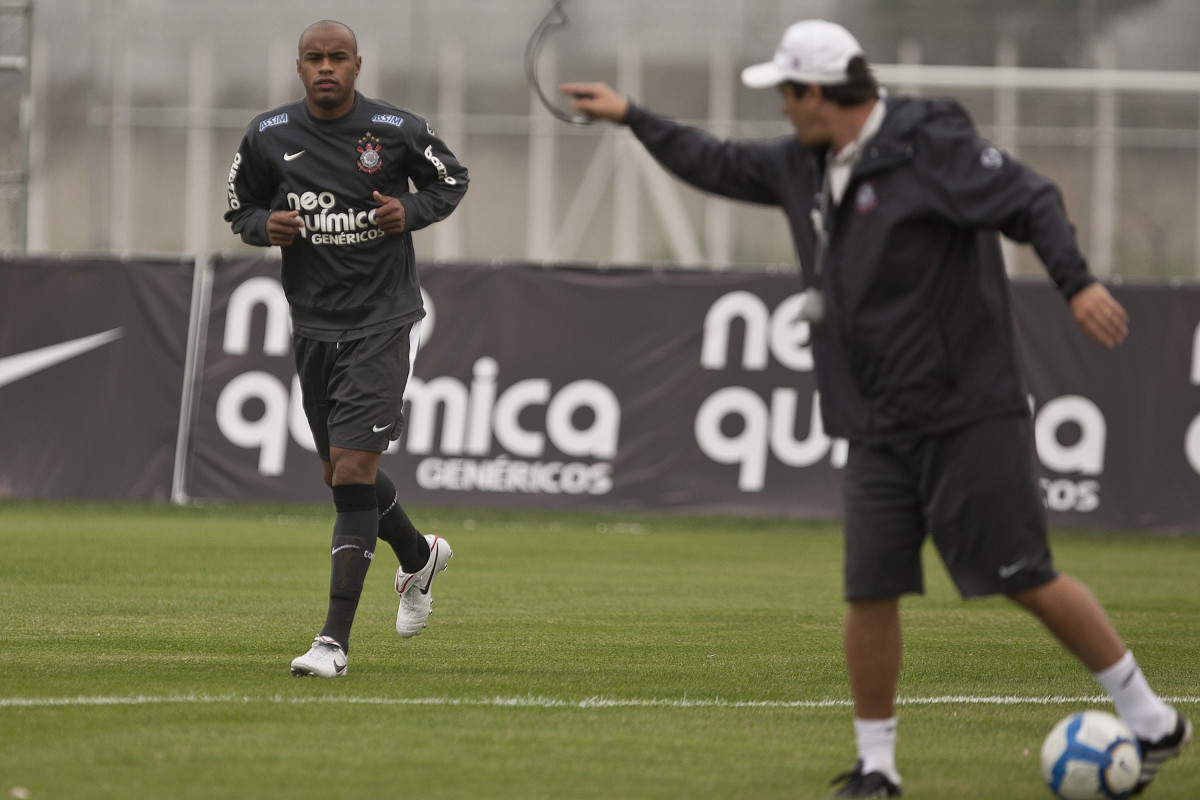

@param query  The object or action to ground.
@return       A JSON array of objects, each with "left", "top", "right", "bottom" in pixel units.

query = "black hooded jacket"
[{"left": 626, "top": 94, "right": 1096, "bottom": 445}]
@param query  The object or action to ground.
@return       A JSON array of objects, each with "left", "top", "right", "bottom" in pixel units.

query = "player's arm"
[
  {"left": 389, "top": 117, "right": 470, "bottom": 234},
  {"left": 562, "top": 81, "right": 789, "bottom": 205},
  {"left": 224, "top": 134, "right": 302, "bottom": 247}
]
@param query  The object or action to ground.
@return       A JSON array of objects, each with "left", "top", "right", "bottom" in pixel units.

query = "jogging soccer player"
[
  {"left": 563, "top": 19, "right": 1190, "bottom": 798},
  {"left": 224, "top": 19, "right": 467, "bottom": 677}
]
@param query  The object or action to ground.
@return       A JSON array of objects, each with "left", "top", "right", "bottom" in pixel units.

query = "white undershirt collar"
[{"left": 828, "top": 97, "right": 886, "bottom": 204}]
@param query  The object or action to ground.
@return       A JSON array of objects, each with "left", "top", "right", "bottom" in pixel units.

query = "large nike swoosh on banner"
[{"left": 0, "top": 329, "right": 124, "bottom": 389}]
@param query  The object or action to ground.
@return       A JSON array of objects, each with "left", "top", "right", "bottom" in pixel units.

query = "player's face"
[
  {"left": 297, "top": 27, "right": 360, "bottom": 119},
  {"left": 780, "top": 83, "right": 832, "bottom": 147}
]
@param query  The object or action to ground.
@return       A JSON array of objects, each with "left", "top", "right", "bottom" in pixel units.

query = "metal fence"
[
  {"left": 9, "top": 2, "right": 1200, "bottom": 280},
  {"left": 0, "top": 0, "right": 30, "bottom": 251}
]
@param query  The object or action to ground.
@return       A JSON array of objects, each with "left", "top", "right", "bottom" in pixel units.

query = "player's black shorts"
[
  {"left": 293, "top": 322, "right": 421, "bottom": 462},
  {"left": 841, "top": 414, "right": 1058, "bottom": 601}
]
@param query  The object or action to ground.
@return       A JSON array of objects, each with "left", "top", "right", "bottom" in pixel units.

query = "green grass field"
[{"left": 1, "top": 501, "right": 1197, "bottom": 799}]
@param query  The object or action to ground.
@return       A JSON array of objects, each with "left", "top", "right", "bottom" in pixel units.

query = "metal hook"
[{"left": 524, "top": 0, "right": 592, "bottom": 126}]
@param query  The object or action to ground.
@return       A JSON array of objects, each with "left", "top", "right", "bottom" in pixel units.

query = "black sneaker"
[
  {"left": 1132, "top": 712, "right": 1192, "bottom": 795},
  {"left": 829, "top": 761, "right": 902, "bottom": 798}
]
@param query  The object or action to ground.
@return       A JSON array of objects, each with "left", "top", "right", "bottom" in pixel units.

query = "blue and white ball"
[{"left": 1040, "top": 711, "right": 1142, "bottom": 799}]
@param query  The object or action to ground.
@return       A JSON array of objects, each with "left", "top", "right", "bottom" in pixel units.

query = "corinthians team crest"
[{"left": 357, "top": 132, "right": 383, "bottom": 174}]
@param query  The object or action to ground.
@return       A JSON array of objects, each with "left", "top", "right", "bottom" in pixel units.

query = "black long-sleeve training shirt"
[{"left": 225, "top": 92, "right": 468, "bottom": 341}]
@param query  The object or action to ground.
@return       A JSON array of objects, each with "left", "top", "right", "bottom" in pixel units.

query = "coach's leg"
[
  {"left": 318, "top": 447, "right": 382, "bottom": 652},
  {"left": 1010, "top": 574, "right": 1176, "bottom": 740},
  {"left": 844, "top": 597, "right": 903, "bottom": 786},
  {"left": 845, "top": 597, "right": 902, "bottom": 717},
  {"left": 1008, "top": 574, "right": 1122, "bottom": 671}
]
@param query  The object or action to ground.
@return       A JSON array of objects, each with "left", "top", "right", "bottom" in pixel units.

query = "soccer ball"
[{"left": 1040, "top": 710, "right": 1142, "bottom": 799}]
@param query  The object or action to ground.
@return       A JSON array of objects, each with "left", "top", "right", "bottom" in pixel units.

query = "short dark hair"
[
  {"left": 785, "top": 82, "right": 809, "bottom": 99},
  {"left": 789, "top": 56, "right": 878, "bottom": 108},
  {"left": 298, "top": 20, "right": 358, "bottom": 57}
]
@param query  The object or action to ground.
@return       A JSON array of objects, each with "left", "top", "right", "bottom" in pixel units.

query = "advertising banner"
[
  {"left": 0, "top": 257, "right": 193, "bottom": 499},
  {"left": 1015, "top": 281, "right": 1200, "bottom": 528},
  {"left": 185, "top": 260, "right": 843, "bottom": 514},
  {"left": 5, "top": 254, "right": 1200, "bottom": 529},
  {"left": 188, "top": 259, "right": 1200, "bottom": 529},
  {"left": 183, "top": 255, "right": 330, "bottom": 503}
]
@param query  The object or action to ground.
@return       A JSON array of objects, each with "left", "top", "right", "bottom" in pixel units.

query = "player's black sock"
[
  {"left": 320, "top": 483, "right": 379, "bottom": 653},
  {"left": 374, "top": 468, "right": 430, "bottom": 573}
]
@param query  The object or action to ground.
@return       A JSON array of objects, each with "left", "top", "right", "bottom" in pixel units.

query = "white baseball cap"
[{"left": 741, "top": 20, "right": 864, "bottom": 89}]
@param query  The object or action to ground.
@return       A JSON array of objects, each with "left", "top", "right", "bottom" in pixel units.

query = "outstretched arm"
[{"left": 560, "top": 81, "right": 793, "bottom": 207}]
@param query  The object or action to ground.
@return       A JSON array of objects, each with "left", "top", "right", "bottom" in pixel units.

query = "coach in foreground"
[
  {"left": 224, "top": 20, "right": 467, "bottom": 678},
  {"left": 563, "top": 19, "right": 1190, "bottom": 798}
]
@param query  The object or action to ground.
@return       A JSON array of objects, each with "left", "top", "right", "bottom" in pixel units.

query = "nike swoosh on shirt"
[
  {"left": 372, "top": 422, "right": 394, "bottom": 433},
  {"left": 0, "top": 329, "right": 124, "bottom": 389},
  {"left": 284, "top": 151, "right": 306, "bottom": 161}
]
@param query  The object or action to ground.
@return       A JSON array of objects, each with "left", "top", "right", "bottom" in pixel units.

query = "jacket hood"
[
  {"left": 881, "top": 95, "right": 973, "bottom": 141},
  {"left": 850, "top": 95, "right": 974, "bottom": 178}
]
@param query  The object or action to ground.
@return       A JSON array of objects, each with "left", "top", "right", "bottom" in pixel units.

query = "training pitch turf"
[{"left": 1, "top": 501, "right": 1197, "bottom": 799}]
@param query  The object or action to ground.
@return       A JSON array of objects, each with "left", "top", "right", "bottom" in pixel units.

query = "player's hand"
[
  {"left": 1070, "top": 282, "right": 1128, "bottom": 349},
  {"left": 559, "top": 82, "right": 629, "bottom": 124},
  {"left": 266, "top": 210, "right": 304, "bottom": 247},
  {"left": 373, "top": 191, "right": 407, "bottom": 234}
]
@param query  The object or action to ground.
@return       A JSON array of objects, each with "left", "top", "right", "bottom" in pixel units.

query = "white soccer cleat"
[
  {"left": 395, "top": 534, "right": 452, "bottom": 638},
  {"left": 290, "top": 635, "right": 348, "bottom": 678}
]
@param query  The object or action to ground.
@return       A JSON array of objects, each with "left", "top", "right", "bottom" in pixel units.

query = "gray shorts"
[
  {"left": 842, "top": 414, "right": 1058, "bottom": 601},
  {"left": 293, "top": 321, "right": 422, "bottom": 462}
]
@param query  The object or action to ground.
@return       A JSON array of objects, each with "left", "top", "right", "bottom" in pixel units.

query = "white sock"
[
  {"left": 1093, "top": 650, "right": 1175, "bottom": 741},
  {"left": 854, "top": 717, "right": 901, "bottom": 786}
]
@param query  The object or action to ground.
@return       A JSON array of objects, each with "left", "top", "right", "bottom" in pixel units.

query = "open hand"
[
  {"left": 559, "top": 82, "right": 630, "bottom": 124},
  {"left": 1070, "top": 283, "right": 1129, "bottom": 349}
]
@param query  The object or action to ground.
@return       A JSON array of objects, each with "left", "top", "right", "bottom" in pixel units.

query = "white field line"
[{"left": 2, "top": 694, "right": 1198, "bottom": 710}]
